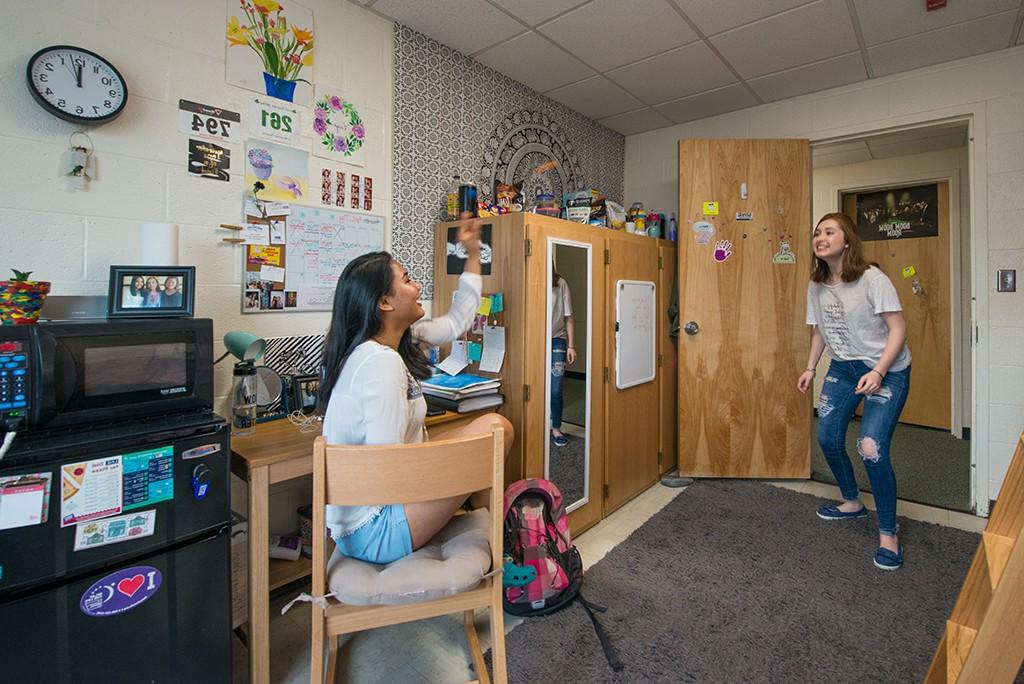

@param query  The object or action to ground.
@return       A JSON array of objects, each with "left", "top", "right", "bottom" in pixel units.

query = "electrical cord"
[
  {"left": 287, "top": 410, "right": 322, "bottom": 433},
  {"left": 0, "top": 431, "right": 16, "bottom": 461}
]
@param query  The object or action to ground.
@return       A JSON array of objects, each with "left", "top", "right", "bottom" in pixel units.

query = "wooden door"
[
  {"left": 677, "top": 139, "right": 811, "bottom": 478},
  {"left": 522, "top": 216, "right": 606, "bottom": 533},
  {"left": 842, "top": 183, "right": 951, "bottom": 430},
  {"left": 659, "top": 243, "right": 678, "bottom": 476},
  {"left": 605, "top": 234, "right": 661, "bottom": 512}
]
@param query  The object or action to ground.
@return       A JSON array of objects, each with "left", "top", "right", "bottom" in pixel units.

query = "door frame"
[
  {"left": 809, "top": 108, "right": 989, "bottom": 516},
  {"left": 830, "top": 171, "right": 963, "bottom": 435}
]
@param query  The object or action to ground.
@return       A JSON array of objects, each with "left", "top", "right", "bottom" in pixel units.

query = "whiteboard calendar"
[
  {"left": 243, "top": 203, "right": 385, "bottom": 313},
  {"left": 614, "top": 279, "right": 656, "bottom": 389}
]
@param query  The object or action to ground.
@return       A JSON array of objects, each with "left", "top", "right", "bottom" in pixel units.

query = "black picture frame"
[
  {"left": 107, "top": 265, "right": 196, "bottom": 318},
  {"left": 289, "top": 373, "right": 320, "bottom": 415}
]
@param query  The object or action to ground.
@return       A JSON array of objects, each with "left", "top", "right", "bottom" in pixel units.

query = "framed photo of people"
[
  {"left": 107, "top": 265, "right": 196, "bottom": 318},
  {"left": 852, "top": 183, "right": 939, "bottom": 241}
]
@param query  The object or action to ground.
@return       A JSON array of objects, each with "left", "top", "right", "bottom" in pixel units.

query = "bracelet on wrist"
[
  {"left": 805, "top": 368, "right": 816, "bottom": 374},
  {"left": 870, "top": 368, "right": 885, "bottom": 379}
]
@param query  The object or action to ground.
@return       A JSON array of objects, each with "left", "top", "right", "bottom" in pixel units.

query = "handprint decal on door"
[{"left": 713, "top": 239, "right": 733, "bottom": 263}]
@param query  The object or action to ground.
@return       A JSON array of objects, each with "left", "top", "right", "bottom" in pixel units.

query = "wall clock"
[{"left": 26, "top": 45, "right": 128, "bottom": 125}]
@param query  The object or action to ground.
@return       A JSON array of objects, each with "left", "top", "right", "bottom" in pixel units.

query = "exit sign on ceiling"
[{"left": 927, "top": 0, "right": 947, "bottom": 10}]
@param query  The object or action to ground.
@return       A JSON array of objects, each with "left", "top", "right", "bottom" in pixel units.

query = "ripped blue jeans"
[
  {"left": 550, "top": 337, "right": 566, "bottom": 429},
  {"left": 817, "top": 359, "right": 911, "bottom": 536}
]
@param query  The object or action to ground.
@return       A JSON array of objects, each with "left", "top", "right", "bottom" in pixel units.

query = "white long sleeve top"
[{"left": 323, "top": 271, "right": 482, "bottom": 539}]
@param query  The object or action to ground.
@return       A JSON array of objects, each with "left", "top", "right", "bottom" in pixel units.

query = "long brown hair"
[{"left": 810, "top": 212, "right": 871, "bottom": 283}]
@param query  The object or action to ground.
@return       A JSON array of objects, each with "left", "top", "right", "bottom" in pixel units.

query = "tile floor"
[{"left": 232, "top": 479, "right": 984, "bottom": 683}]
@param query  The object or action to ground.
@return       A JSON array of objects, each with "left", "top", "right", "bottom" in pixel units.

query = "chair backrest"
[{"left": 311, "top": 428, "right": 505, "bottom": 601}]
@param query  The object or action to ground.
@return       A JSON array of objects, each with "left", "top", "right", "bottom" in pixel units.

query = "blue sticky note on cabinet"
[
  {"left": 467, "top": 342, "right": 482, "bottom": 362},
  {"left": 490, "top": 293, "right": 504, "bottom": 313}
]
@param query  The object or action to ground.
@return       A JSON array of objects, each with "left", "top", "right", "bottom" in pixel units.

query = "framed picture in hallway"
[{"left": 851, "top": 183, "right": 939, "bottom": 241}]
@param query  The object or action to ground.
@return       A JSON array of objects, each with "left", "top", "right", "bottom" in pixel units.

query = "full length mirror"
[{"left": 545, "top": 239, "right": 591, "bottom": 512}]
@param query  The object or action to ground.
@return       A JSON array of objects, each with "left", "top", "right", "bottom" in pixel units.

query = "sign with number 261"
[{"left": 250, "top": 98, "right": 300, "bottom": 145}]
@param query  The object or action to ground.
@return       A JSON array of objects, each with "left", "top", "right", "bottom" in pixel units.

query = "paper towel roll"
[{"left": 139, "top": 222, "right": 179, "bottom": 266}]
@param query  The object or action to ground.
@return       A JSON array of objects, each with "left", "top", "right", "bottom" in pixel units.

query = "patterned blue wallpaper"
[{"left": 392, "top": 24, "right": 625, "bottom": 298}]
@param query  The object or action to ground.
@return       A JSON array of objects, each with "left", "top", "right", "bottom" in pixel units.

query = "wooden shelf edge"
[{"left": 269, "top": 555, "right": 313, "bottom": 591}]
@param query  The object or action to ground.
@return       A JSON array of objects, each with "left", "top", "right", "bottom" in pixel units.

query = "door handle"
[{"left": 684, "top": 321, "right": 699, "bottom": 336}]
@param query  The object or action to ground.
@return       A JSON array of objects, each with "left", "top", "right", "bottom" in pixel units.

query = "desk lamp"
[{"left": 215, "top": 331, "right": 267, "bottom": 365}]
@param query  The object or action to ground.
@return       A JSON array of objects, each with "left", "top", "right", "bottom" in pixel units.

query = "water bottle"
[
  {"left": 458, "top": 179, "right": 478, "bottom": 218},
  {"left": 232, "top": 361, "right": 257, "bottom": 437},
  {"left": 446, "top": 174, "right": 461, "bottom": 220},
  {"left": 667, "top": 212, "right": 678, "bottom": 242}
]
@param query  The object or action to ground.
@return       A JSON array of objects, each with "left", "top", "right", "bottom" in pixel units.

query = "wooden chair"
[{"left": 310, "top": 428, "right": 507, "bottom": 684}]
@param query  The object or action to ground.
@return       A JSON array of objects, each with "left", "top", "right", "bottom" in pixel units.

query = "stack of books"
[{"left": 422, "top": 372, "right": 504, "bottom": 413}]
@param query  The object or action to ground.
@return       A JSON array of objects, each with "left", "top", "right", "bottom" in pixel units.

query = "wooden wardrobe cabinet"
[{"left": 433, "top": 213, "right": 676, "bottom": 532}]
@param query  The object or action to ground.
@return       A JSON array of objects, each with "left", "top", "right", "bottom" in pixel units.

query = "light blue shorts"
[{"left": 334, "top": 504, "right": 412, "bottom": 565}]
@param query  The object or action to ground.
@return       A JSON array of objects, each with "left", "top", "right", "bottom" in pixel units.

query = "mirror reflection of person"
[
  {"left": 142, "top": 277, "right": 163, "bottom": 307},
  {"left": 161, "top": 276, "right": 182, "bottom": 307},
  {"left": 317, "top": 214, "right": 514, "bottom": 566},
  {"left": 550, "top": 270, "right": 576, "bottom": 447},
  {"left": 123, "top": 275, "right": 145, "bottom": 308}
]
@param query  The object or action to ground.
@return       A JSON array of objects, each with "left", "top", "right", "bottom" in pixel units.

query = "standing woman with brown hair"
[{"left": 797, "top": 212, "right": 912, "bottom": 570}]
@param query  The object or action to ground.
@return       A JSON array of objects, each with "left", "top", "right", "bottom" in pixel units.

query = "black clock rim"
[{"left": 26, "top": 44, "right": 129, "bottom": 125}]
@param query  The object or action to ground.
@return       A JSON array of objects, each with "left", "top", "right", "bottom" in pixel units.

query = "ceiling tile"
[
  {"left": 546, "top": 75, "right": 644, "bottom": 120},
  {"left": 673, "top": 0, "right": 815, "bottom": 37},
  {"left": 654, "top": 83, "right": 757, "bottom": 124},
  {"left": 475, "top": 32, "right": 595, "bottom": 92},
  {"left": 748, "top": 52, "right": 866, "bottom": 103},
  {"left": 537, "top": 0, "right": 698, "bottom": 71},
  {"left": 710, "top": 0, "right": 859, "bottom": 79},
  {"left": 606, "top": 41, "right": 735, "bottom": 104},
  {"left": 489, "top": 0, "right": 589, "bottom": 26},
  {"left": 373, "top": 0, "right": 522, "bottom": 55},
  {"left": 868, "top": 11, "right": 1017, "bottom": 78},
  {"left": 598, "top": 108, "right": 675, "bottom": 135},
  {"left": 853, "top": 0, "right": 1020, "bottom": 46}
]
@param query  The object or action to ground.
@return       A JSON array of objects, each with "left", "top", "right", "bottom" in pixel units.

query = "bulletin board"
[
  {"left": 242, "top": 203, "right": 385, "bottom": 313},
  {"left": 614, "top": 280, "right": 656, "bottom": 389}
]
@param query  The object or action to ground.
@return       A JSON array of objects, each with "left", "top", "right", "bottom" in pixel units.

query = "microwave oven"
[{"left": 0, "top": 318, "right": 213, "bottom": 433}]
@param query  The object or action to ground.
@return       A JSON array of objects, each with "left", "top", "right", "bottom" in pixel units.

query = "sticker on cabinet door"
[
  {"left": 693, "top": 220, "right": 715, "bottom": 245},
  {"left": 74, "top": 510, "right": 157, "bottom": 551},
  {"left": 901, "top": 265, "right": 917, "bottom": 278},
  {"left": 735, "top": 212, "right": 753, "bottom": 221},
  {"left": 713, "top": 240, "right": 733, "bottom": 263},
  {"left": 702, "top": 201, "right": 719, "bottom": 215},
  {"left": 772, "top": 240, "right": 797, "bottom": 264},
  {"left": 80, "top": 566, "right": 162, "bottom": 617}
]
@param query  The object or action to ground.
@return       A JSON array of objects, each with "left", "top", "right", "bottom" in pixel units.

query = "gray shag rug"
[
  {"left": 499, "top": 480, "right": 979, "bottom": 683},
  {"left": 548, "top": 433, "right": 585, "bottom": 506}
]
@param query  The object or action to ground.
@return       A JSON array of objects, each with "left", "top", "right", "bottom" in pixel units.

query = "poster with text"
[
  {"left": 854, "top": 183, "right": 939, "bottom": 241},
  {"left": 311, "top": 87, "right": 365, "bottom": 166},
  {"left": 225, "top": 0, "right": 314, "bottom": 106},
  {"left": 245, "top": 140, "right": 309, "bottom": 202}
]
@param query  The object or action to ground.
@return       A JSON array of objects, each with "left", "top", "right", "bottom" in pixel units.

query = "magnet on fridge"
[{"left": 191, "top": 463, "right": 212, "bottom": 501}]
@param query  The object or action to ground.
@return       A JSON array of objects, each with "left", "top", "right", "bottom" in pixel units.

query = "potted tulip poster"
[{"left": 226, "top": 0, "right": 314, "bottom": 104}]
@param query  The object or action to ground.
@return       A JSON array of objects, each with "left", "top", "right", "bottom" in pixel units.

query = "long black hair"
[{"left": 317, "top": 251, "right": 430, "bottom": 413}]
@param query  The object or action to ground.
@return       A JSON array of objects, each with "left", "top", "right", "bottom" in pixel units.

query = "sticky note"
[
  {"left": 702, "top": 201, "right": 719, "bottom": 216},
  {"left": 490, "top": 293, "right": 504, "bottom": 313},
  {"left": 901, "top": 265, "right": 917, "bottom": 279},
  {"left": 477, "top": 296, "right": 492, "bottom": 316},
  {"left": 467, "top": 342, "right": 482, "bottom": 362}
]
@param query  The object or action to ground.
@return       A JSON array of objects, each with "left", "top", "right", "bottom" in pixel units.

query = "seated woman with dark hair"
[
  {"left": 318, "top": 217, "right": 513, "bottom": 565},
  {"left": 161, "top": 276, "right": 182, "bottom": 307}
]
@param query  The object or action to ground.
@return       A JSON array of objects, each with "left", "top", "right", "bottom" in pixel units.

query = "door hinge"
[
  {"left": 603, "top": 483, "right": 609, "bottom": 500},
  {"left": 658, "top": 451, "right": 664, "bottom": 465},
  {"left": 525, "top": 238, "right": 532, "bottom": 257},
  {"left": 603, "top": 367, "right": 609, "bottom": 383},
  {"left": 658, "top": 353, "right": 664, "bottom": 368},
  {"left": 658, "top": 255, "right": 664, "bottom": 269},
  {"left": 523, "top": 384, "right": 530, "bottom": 401},
  {"left": 604, "top": 249, "right": 610, "bottom": 265}
]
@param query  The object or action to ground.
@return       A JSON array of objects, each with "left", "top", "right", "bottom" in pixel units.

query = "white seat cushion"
[{"left": 327, "top": 508, "right": 492, "bottom": 606}]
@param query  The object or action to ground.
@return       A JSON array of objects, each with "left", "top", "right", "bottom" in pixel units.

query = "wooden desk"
[{"left": 230, "top": 410, "right": 483, "bottom": 684}]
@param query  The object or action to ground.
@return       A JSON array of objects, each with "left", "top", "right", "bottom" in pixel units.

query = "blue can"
[{"left": 458, "top": 181, "right": 478, "bottom": 218}]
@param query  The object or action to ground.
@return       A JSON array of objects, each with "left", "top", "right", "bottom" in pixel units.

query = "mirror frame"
[{"left": 545, "top": 237, "right": 593, "bottom": 514}]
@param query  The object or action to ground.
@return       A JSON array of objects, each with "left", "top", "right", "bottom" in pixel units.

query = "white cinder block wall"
[
  {"left": 0, "top": 0, "right": 394, "bottom": 533},
  {"left": 625, "top": 46, "right": 1024, "bottom": 510}
]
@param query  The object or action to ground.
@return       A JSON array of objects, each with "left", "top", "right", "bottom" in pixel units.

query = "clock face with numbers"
[{"left": 26, "top": 45, "right": 128, "bottom": 125}]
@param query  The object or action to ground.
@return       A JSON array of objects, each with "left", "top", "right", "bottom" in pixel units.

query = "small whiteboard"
[{"left": 615, "top": 280, "right": 657, "bottom": 389}]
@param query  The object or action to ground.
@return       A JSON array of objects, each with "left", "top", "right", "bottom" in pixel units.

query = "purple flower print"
[
  {"left": 352, "top": 124, "right": 365, "bottom": 140},
  {"left": 313, "top": 119, "right": 327, "bottom": 135},
  {"left": 314, "top": 107, "right": 327, "bottom": 121},
  {"left": 329, "top": 96, "right": 343, "bottom": 111},
  {"left": 333, "top": 137, "right": 348, "bottom": 153}
]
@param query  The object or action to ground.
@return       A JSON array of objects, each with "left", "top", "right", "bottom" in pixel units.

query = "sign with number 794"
[
  {"left": 249, "top": 98, "right": 300, "bottom": 145},
  {"left": 178, "top": 99, "right": 240, "bottom": 144}
]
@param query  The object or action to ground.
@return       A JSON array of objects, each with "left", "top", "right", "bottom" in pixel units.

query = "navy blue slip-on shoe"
[
  {"left": 816, "top": 503, "right": 868, "bottom": 520},
  {"left": 552, "top": 434, "right": 569, "bottom": 447},
  {"left": 873, "top": 545, "right": 904, "bottom": 570}
]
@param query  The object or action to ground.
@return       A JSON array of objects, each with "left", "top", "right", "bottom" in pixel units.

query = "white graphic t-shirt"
[{"left": 806, "top": 266, "right": 910, "bottom": 371}]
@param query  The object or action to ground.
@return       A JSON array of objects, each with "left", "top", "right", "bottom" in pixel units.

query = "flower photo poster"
[
  {"left": 225, "top": 0, "right": 314, "bottom": 106},
  {"left": 311, "top": 88, "right": 366, "bottom": 166},
  {"left": 245, "top": 140, "right": 310, "bottom": 202}
]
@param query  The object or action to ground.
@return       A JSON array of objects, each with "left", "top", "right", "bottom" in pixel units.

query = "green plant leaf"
[
  {"left": 264, "top": 42, "right": 281, "bottom": 77},
  {"left": 12, "top": 269, "right": 32, "bottom": 281}
]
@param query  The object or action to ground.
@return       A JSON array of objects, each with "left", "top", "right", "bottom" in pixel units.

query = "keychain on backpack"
[{"left": 502, "top": 554, "right": 537, "bottom": 587}]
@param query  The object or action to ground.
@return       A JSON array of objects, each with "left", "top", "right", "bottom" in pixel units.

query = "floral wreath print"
[{"left": 313, "top": 95, "right": 365, "bottom": 156}]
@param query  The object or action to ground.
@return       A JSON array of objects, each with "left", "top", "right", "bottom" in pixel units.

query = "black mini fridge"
[{"left": 0, "top": 412, "right": 232, "bottom": 683}]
